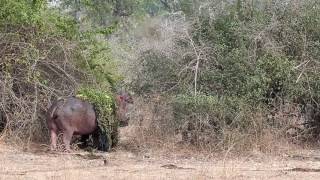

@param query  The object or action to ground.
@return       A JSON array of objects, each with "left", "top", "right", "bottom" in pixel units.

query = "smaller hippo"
[{"left": 46, "top": 93, "right": 133, "bottom": 152}]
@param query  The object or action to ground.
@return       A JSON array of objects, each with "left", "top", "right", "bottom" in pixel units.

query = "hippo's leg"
[
  {"left": 62, "top": 130, "right": 74, "bottom": 152},
  {"left": 50, "top": 129, "right": 58, "bottom": 151}
]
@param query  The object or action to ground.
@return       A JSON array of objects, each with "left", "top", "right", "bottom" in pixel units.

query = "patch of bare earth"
[{"left": 1, "top": 142, "right": 320, "bottom": 180}]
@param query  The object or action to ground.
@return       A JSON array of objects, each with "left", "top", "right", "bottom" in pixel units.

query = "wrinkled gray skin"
[
  {"left": 47, "top": 93, "right": 133, "bottom": 152},
  {"left": 46, "top": 97, "right": 97, "bottom": 151}
]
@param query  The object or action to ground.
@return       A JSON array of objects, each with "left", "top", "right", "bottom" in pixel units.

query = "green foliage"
[
  {"left": 131, "top": 0, "right": 320, "bottom": 105},
  {"left": 60, "top": 0, "right": 146, "bottom": 26},
  {"left": 210, "top": 48, "right": 252, "bottom": 97},
  {"left": 44, "top": 10, "right": 78, "bottom": 39},
  {"left": 3, "top": 0, "right": 320, "bottom": 149},
  {"left": 0, "top": 0, "right": 78, "bottom": 38},
  {"left": 77, "top": 34, "right": 120, "bottom": 89},
  {"left": 247, "top": 54, "right": 294, "bottom": 102},
  {"left": 120, "top": 0, "right": 320, "bottom": 147},
  {"left": 0, "top": 0, "right": 43, "bottom": 25},
  {"left": 76, "top": 88, "right": 118, "bottom": 150},
  {"left": 172, "top": 94, "right": 261, "bottom": 148},
  {"left": 0, "top": 0, "right": 119, "bottom": 88},
  {"left": 133, "top": 51, "right": 179, "bottom": 94},
  {"left": 0, "top": 0, "right": 120, "bottom": 143},
  {"left": 173, "top": 94, "right": 251, "bottom": 129},
  {"left": 76, "top": 88, "right": 114, "bottom": 114}
]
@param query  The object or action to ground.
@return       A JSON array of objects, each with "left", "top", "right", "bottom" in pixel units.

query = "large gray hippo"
[{"left": 46, "top": 92, "right": 133, "bottom": 152}]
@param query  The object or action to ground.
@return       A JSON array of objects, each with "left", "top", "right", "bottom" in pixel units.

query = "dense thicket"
[
  {"left": 1, "top": 0, "right": 320, "bottom": 152},
  {"left": 0, "top": 0, "right": 118, "bottom": 143},
  {"left": 112, "top": 0, "right": 320, "bottom": 151}
]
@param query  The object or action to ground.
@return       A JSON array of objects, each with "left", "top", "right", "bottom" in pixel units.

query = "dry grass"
[
  {"left": 1, "top": 114, "right": 320, "bottom": 180},
  {"left": 2, "top": 139, "right": 320, "bottom": 180},
  {"left": 122, "top": 96, "right": 307, "bottom": 159}
]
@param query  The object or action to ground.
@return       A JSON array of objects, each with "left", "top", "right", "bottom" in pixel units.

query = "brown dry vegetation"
[
  {"left": 123, "top": 96, "right": 309, "bottom": 155},
  {"left": 2, "top": 0, "right": 320, "bottom": 179},
  {"left": 2, "top": 128, "right": 320, "bottom": 180},
  {"left": 0, "top": 25, "right": 84, "bottom": 144}
]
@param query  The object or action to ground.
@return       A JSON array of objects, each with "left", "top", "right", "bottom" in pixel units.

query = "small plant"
[{"left": 76, "top": 87, "right": 117, "bottom": 151}]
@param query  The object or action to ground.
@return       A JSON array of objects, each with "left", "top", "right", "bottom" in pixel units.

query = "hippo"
[{"left": 46, "top": 92, "right": 133, "bottom": 152}]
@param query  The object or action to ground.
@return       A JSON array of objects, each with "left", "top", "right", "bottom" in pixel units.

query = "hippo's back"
[{"left": 49, "top": 97, "right": 97, "bottom": 135}]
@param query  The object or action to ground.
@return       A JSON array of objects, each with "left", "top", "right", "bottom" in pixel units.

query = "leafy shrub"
[
  {"left": 117, "top": 0, "right": 320, "bottom": 151},
  {"left": 173, "top": 95, "right": 250, "bottom": 142},
  {"left": 76, "top": 88, "right": 117, "bottom": 151},
  {"left": 247, "top": 54, "right": 294, "bottom": 103},
  {"left": 0, "top": 0, "right": 119, "bottom": 144}
]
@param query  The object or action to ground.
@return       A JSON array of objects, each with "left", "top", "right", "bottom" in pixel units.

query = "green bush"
[
  {"left": 173, "top": 94, "right": 251, "bottom": 130},
  {"left": 76, "top": 88, "right": 118, "bottom": 151},
  {"left": 0, "top": 0, "right": 120, "bottom": 144},
  {"left": 247, "top": 54, "right": 294, "bottom": 103},
  {"left": 172, "top": 94, "right": 264, "bottom": 149},
  {"left": 121, "top": 0, "right": 320, "bottom": 150}
]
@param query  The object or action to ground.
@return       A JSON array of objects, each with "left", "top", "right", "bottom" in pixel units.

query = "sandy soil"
[{"left": 1, "top": 142, "right": 320, "bottom": 180}]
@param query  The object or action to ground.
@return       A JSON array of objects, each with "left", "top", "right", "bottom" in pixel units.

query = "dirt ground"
[{"left": 1, "top": 141, "right": 320, "bottom": 180}]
